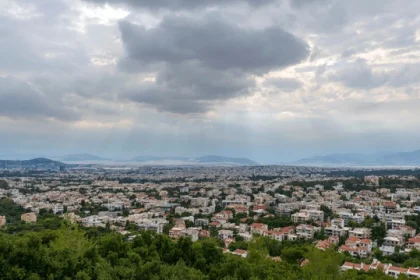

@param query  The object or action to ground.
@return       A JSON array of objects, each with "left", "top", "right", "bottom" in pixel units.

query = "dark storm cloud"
[
  {"left": 0, "top": 77, "right": 79, "bottom": 121},
  {"left": 123, "top": 62, "right": 255, "bottom": 114},
  {"left": 119, "top": 15, "right": 309, "bottom": 113},
  {"left": 119, "top": 16, "right": 309, "bottom": 73},
  {"left": 84, "top": 0, "right": 276, "bottom": 10}
]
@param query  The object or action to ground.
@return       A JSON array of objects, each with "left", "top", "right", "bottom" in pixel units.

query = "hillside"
[
  {"left": 0, "top": 158, "right": 66, "bottom": 170},
  {"left": 293, "top": 150, "right": 420, "bottom": 166},
  {"left": 60, "top": 153, "right": 109, "bottom": 162}
]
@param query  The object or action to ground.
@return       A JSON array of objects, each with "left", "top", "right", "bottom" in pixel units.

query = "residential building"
[
  {"left": 325, "top": 226, "right": 347, "bottom": 237},
  {"left": 292, "top": 209, "right": 324, "bottom": 223},
  {"left": 349, "top": 228, "right": 371, "bottom": 239},
  {"left": 250, "top": 223, "right": 268, "bottom": 235},
  {"left": 21, "top": 213, "right": 37, "bottom": 223},
  {"left": 218, "top": 230, "right": 234, "bottom": 240},
  {"left": 338, "top": 212, "right": 364, "bottom": 226}
]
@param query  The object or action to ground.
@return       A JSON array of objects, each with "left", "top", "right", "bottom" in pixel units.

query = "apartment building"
[
  {"left": 296, "top": 224, "right": 319, "bottom": 239},
  {"left": 349, "top": 228, "right": 371, "bottom": 239},
  {"left": 292, "top": 209, "right": 324, "bottom": 223},
  {"left": 325, "top": 226, "right": 348, "bottom": 237},
  {"left": 338, "top": 212, "right": 364, "bottom": 226}
]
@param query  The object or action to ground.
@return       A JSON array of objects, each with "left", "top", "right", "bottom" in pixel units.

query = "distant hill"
[
  {"left": 195, "top": 155, "right": 257, "bottom": 165},
  {"left": 0, "top": 158, "right": 67, "bottom": 170},
  {"left": 131, "top": 156, "right": 188, "bottom": 162},
  {"left": 131, "top": 155, "right": 258, "bottom": 166},
  {"left": 293, "top": 150, "right": 420, "bottom": 166},
  {"left": 60, "top": 153, "right": 109, "bottom": 162}
]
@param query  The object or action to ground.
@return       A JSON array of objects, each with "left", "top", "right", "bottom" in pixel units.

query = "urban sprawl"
[{"left": 2, "top": 165, "right": 420, "bottom": 278}]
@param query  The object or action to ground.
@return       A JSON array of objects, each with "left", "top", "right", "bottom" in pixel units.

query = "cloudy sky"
[{"left": 1, "top": 0, "right": 420, "bottom": 163}]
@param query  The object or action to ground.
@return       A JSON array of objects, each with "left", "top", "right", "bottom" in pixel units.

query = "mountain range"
[
  {"left": 293, "top": 150, "right": 420, "bottom": 166},
  {"left": 57, "top": 154, "right": 258, "bottom": 166},
  {"left": 59, "top": 153, "right": 110, "bottom": 162},
  {"left": 130, "top": 155, "right": 257, "bottom": 165}
]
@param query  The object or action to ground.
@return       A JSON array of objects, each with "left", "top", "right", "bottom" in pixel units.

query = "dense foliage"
[
  {"left": 0, "top": 197, "right": 26, "bottom": 222},
  {"left": 0, "top": 220, "right": 400, "bottom": 280}
]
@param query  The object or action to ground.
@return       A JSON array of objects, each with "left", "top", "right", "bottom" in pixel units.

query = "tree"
[
  {"left": 340, "top": 194, "right": 348, "bottom": 201},
  {"left": 122, "top": 208, "right": 129, "bottom": 217},
  {"left": 372, "top": 223, "right": 387, "bottom": 245},
  {"left": 320, "top": 205, "right": 333, "bottom": 221},
  {"left": 0, "top": 180, "right": 9, "bottom": 189}
]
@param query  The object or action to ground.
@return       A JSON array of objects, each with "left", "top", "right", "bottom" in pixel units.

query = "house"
[
  {"left": 232, "top": 249, "right": 248, "bottom": 258},
  {"left": 379, "top": 245, "right": 395, "bottom": 256},
  {"left": 214, "top": 210, "right": 233, "bottom": 220},
  {"left": 397, "top": 225, "right": 416, "bottom": 238},
  {"left": 21, "top": 213, "right": 37, "bottom": 223},
  {"left": 250, "top": 223, "right": 268, "bottom": 235},
  {"left": 349, "top": 228, "right": 371, "bottom": 239},
  {"left": 391, "top": 219, "right": 405, "bottom": 230},
  {"left": 339, "top": 237, "right": 372, "bottom": 258},
  {"left": 338, "top": 212, "right": 364, "bottom": 226},
  {"left": 168, "top": 227, "right": 185, "bottom": 239},
  {"left": 407, "top": 267, "right": 420, "bottom": 278},
  {"left": 341, "top": 261, "right": 371, "bottom": 272},
  {"left": 227, "top": 204, "right": 249, "bottom": 215},
  {"left": 292, "top": 210, "right": 324, "bottom": 223},
  {"left": 342, "top": 260, "right": 420, "bottom": 278},
  {"left": 386, "top": 266, "right": 409, "bottom": 278},
  {"left": 0, "top": 216, "right": 5, "bottom": 227},
  {"left": 218, "top": 230, "right": 234, "bottom": 240},
  {"left": 383, "top": 236, "right": 404, "bottom": 247},
  {"left": 253, "top": 204, "right": 267, "bottom": 213},
  {"left": 325, "top": 226, "right": 347, "bottom": 237},
  {"left": 296, "top": 224, "right": 319, "bottom": 239},
  {"left": 328, "top": 236, "right": 340, "bottom": 245},
  {"left": 182, "top": 228, "right": 200, "bottom": 242},
  {"left": 316, "top": 239, "right": 333, "bottom": 251},
  {"left": 266, "top": 230, "right": 285, "bottom": 241},
  {"left": 209, "top": 221, "right": 222, "bottom": 228},
  {"left": 195, "top": 218, "right": 209, "bottom": 227},
  {"left": 199, "top": 230, "right": 210, "bottom": 238},
  {"left": 407, "top": 237, "right": 420, "bottom": 250}
]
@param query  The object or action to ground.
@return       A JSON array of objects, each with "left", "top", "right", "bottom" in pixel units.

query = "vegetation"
[
  {"left": 0, "top": 179, "right": 9, "bottom": 189},
  {"left": 0, "top": 219, "right": 401, "bottom": 280},
  {"left": 0, "top": 197, "right": 26, "bottom": 222}
]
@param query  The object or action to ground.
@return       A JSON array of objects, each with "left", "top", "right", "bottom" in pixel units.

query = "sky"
[{"left": 1, "top": 0, "right": 420, "bottom": 163}]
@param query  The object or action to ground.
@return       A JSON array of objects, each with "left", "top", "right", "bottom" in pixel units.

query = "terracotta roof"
[
  {"left": 251, "top": 223, "right": 266, "bottom": 228},
  {"left": 409, "top": 238, "right": 420, "bottom": 244},
  {"left": 388, "top": 266, "right": 408, "bottom": 273},
  {"left": 339, "top": 245, "right": 359, "bottom": 253},
  {"left": 343, "top": 262, "right": 356, "bottom": 267},
  {"left": 408, "top": 267, "right": 420, "bottom": 275},
  {"left": 346, "top": 237, "right": 361, "bottom": 242}
]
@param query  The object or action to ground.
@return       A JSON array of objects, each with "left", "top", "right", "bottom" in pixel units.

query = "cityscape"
[
  {"left": 2, "top": 160, "right": 420, "bottom": 278},
  {"left": 2, "top": 0, "right": 420, "bottom": 279}
]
